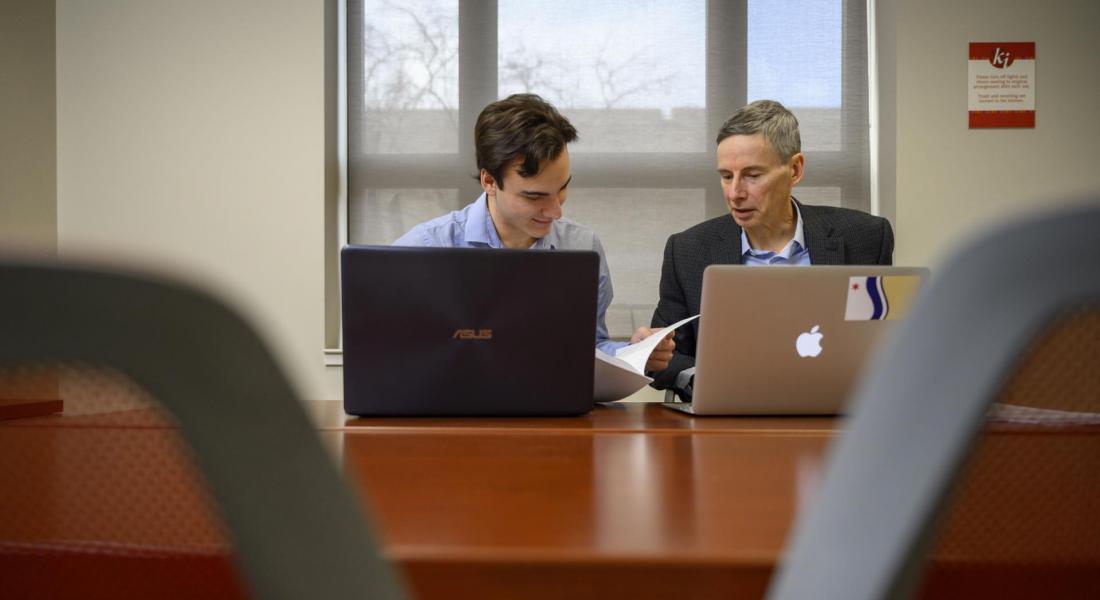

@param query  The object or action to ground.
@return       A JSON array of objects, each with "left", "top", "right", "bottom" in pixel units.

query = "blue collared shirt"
[
  {"left": 393, "top": 194, "right": 627, "bottom": 355},
  {"left": 740, "top": 200, "right": 811, "bottom": 266}
]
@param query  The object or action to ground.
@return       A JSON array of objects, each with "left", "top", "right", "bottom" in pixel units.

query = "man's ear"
[
  {"left": 479, "top": 169, "right": 497, "bottom": 195},
  {"left": 788, "top": 152, "right": 805, "bottom": 187}
]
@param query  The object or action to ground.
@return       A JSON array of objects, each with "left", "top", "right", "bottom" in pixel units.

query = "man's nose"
[
  {"left": 544, "top": 195, "right": 563, "bottom": 219},
  {"left": 726, "top": 177, "right": 745, "bottom": 201}
]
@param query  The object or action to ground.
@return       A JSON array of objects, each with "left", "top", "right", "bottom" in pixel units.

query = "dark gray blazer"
[{"left": 649, "top": 200, "right": 894, "bottom": 390}]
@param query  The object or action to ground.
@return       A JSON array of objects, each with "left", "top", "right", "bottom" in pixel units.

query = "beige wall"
[
  {"left": 1, "top": 0, "right": 57, "bottom": 252},
  {"left": 891, "top": 0, "right": 1100, "bottom": 267},
  {"left": 56, "top": 1, "right": 340, "bottom": 400}
]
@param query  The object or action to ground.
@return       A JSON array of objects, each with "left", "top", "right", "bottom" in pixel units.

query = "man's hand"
[{"left": 630, "top": 327, "right": 676, "bottom": 373}]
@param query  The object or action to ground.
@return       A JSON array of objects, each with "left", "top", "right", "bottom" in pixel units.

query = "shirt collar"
[
  {"left": 535, "top": 224, "right": 560, "bottom": 250},
  {"left": 463, "top": 193, "right": 501, "bottom": 247},
  {"left": 463, "top": 192, "right": 559, "bottom": 249},
  {"left": 740, "top": 199, "right": 806, "bottom": 259}
]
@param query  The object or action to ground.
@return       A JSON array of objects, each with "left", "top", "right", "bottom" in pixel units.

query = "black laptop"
[{"left": 340, "top": 245, "right": 599, "bottom": 416}]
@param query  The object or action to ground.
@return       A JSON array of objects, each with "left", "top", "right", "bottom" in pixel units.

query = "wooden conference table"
[
  {"left": 3, "top": 400, "right": 1098, "bottom": 599},
  {"left": 318, "top": 401, "right": 836, "bottom": 599}
]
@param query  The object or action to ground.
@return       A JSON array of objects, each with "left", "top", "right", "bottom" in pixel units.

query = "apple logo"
[{"left": 796, "top": 325, "right": 824, "bottom": 358}]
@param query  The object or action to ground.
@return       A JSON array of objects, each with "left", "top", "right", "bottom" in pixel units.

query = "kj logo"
[
  {"left": 452, "top": 328, "right": 493, "bottom": 340},
  {"left": 989, "top": 47, "right": 1014, "bottom": 69}
]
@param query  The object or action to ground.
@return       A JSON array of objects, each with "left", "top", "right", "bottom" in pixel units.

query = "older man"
[{"left": 650, "top": 99, "right": 893, "bottom": 397}]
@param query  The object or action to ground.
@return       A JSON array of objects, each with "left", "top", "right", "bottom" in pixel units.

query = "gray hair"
[{"left": 715, "top": 99, "right": 801, "bottom": 162}]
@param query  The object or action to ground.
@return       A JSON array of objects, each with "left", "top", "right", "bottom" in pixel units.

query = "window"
[{"left": 340, "top": 0, "right": 868, "bottom": 342}]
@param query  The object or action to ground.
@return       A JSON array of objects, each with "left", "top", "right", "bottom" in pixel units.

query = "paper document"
[{"left": 593, "top": 315, "right": 700, "bottom": 402}]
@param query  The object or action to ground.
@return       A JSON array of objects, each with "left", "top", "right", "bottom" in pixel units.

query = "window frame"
[{"left": 325, "top": 0, "right": 870, "bottom": 357}]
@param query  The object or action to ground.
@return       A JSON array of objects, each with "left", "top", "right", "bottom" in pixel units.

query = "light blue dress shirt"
[
  {"left": 740, "top": 200, "right": 812, "bottom": 266},
  {"left": 393, "top": 194, "right": 628, "bottom": 355}
]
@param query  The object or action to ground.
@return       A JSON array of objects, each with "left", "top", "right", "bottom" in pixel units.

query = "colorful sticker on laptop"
[{"left": 844, "top": 275, "right": 922, "bottom": 321}]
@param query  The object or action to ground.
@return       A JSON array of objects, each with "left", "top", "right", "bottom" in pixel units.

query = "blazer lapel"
[
  {"left": 713, "top": 215, "right": 744, "bottom": 266},
  {"left": 801, "top": 203, "right": 846, "bottom": 265}
]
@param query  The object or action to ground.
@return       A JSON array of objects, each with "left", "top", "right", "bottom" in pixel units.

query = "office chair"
[
  {"left": 0, "top": 261, "right": 406, "bottom": 600},
  {"left": 767, "top": 199, "right": 1100, "bottom": 600}
]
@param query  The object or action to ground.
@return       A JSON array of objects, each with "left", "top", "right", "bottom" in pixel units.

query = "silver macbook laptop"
[{"left": 664, "top": 265, "right": 929, "bottom": 415}]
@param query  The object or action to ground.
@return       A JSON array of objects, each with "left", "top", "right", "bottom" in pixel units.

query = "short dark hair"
[
  {"left": 715, "top": 99, "right": 801, "bottom": 162},
  {"left": 475, "top": 94, "right": 578, "bottom": 189}
]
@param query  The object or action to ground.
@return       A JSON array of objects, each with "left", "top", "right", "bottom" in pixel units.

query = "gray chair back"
[
  {"left": 0, "top": 262, "right": 406, "bottom": 600},
  {"left": 767, "top": 200, "right": 1100, "bottom": 600}
]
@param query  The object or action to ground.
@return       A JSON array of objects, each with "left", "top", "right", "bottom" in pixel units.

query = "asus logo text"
[{"left": 452, "top": 328, "right": 493, "bottom": 340}]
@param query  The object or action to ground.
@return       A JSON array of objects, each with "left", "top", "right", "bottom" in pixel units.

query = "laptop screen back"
[
  {"left": 690, "top": 265, "right": 929, "bottom": 415},
  {"left": 340, "top": 245, "right": 599, "bottom": 416}
]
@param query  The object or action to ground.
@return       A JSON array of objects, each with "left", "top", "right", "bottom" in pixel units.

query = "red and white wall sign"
[{"left": 968, "top": 42, "right": 1035, "bottom": 128}]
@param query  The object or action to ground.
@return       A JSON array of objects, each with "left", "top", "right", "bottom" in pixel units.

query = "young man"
[
  {"left": 395, "top": 93, "right": 674, "bottom": 372},
  {"left": 650, "top": 99, "right": 894, "bottom": 397}
]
